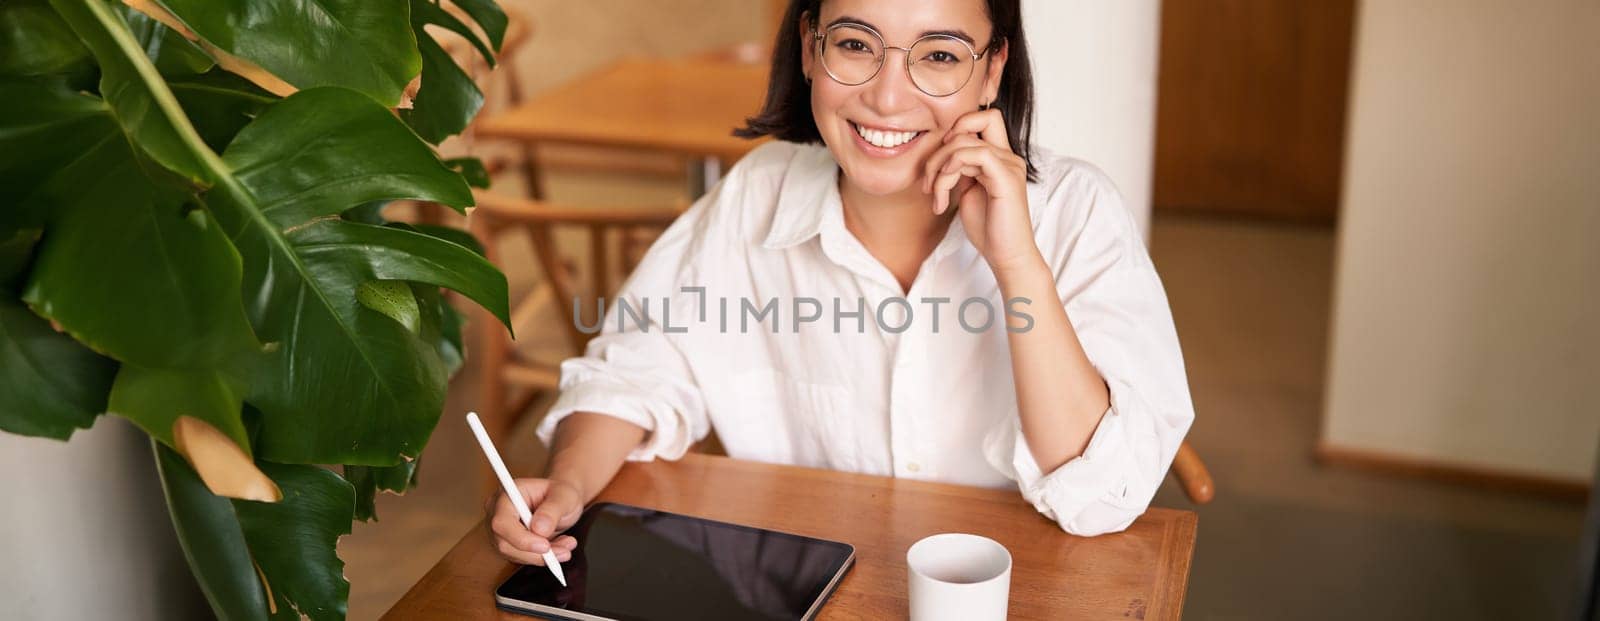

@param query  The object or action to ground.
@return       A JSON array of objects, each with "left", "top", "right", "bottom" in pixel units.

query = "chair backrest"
[{"left": 471, "top": 189, "right": 683, "bottom": 353}]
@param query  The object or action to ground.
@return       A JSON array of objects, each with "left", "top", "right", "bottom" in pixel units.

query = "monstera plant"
[{"left": 0, "top": 0, "right": 511, "bottom": 618}]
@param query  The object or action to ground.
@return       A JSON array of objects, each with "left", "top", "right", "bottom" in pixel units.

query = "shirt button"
[{"left": 906, "top": 461, "right": 922, "bottom": 473}]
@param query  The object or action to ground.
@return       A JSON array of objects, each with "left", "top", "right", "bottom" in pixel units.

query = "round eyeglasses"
[{"left": 812, "top": 23, "right": 997, "bottom": 98}]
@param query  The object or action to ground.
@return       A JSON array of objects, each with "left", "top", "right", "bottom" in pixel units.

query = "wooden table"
[
  {"left": 475, "top": 57, "right": 771, "bottom": 168},
  {"left": 384, "top": 454, "right": 1198, "bottom": 620}
]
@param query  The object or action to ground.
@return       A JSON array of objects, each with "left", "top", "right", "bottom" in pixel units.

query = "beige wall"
[
  {"left": 1023, "top": 0, "right": 1161, "bottom": 240},
  {"left": 1322, "top": 0, "right": 1600, "bottom": 480}
]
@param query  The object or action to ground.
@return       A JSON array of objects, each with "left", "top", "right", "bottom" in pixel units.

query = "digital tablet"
[{"left": 495, "top": 502, "right": 855, "bottom": 621}]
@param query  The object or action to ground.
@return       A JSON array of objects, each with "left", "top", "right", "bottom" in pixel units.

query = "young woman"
[{"left": 488, "top": 0, "right": 1194, "bottom": 567}]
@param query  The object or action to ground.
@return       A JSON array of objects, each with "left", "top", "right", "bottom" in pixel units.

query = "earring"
[{"left": 979, "top": 100, "right": 990, "bottom": 111}]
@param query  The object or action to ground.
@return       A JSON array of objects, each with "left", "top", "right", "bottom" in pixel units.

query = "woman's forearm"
[
  {"left": 542, "top": 412, "right": 649, "bottom": 504},
  {"left": 994, "top": 255, "right": 1111, "bottom": 473}
]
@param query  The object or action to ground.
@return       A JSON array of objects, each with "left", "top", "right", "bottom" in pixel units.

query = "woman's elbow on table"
[
  {"left": 1052, "top": 499, "right": 1146, "bottom": 537},
  {"left": 1011, "top": 466, "right": 1162, "bottom": 537}
]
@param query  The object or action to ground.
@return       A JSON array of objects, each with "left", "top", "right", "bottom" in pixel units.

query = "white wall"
[
  {"left": 1322, "top": 0, "right": 1600, "bottom": 480},
  {"left": 1022, "top": 0, "right": 1162, "bottom": 241},
  {"left": 0, "top": 419, "right": 207, "bottom": 619}
]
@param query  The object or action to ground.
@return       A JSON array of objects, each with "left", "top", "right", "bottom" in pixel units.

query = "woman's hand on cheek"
[{"left": 921, "top": 108, "right": 1042, "bottom": 275}]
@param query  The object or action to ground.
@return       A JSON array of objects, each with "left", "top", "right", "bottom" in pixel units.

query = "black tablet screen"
[{"left": 496, "top": 502, "right": 855, "bottom": 621}]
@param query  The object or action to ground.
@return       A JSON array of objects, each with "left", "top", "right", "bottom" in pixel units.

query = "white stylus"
[{"left": 466, "top": 412, "right": 567, "bottom": 587}]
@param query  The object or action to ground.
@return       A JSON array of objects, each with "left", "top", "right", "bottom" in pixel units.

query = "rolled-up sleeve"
[
  {"left": 984, "top": 164, "right": 1196, "bottom": 536},
  {"left": 534, "top": 204, "right": 713, "bottom": 462},
  {"left": 537, "top": 325, "right": 709, "bottom": 462}
]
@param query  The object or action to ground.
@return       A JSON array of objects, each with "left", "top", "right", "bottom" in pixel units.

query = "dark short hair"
[{"left": 735, "top": 0, "right": 1037, "bottom": 180}]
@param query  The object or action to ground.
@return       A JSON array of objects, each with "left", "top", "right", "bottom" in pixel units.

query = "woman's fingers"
[
  {"left": 511, "top": 477, "right": 554, "bottom": 508},
  {"left": 930, "top": 146, "right": 1014, "bottom": 213},
  {"left": 486, "top": 477, "right": 588, "bottom": 565},
  {"left": 503, "top": 535, "right": 575, "bottom": 566},
  {"left": 923, "top": 135, "right": 988, "bottom": 194},
  {"left": 492, "top": 528, "right": 578, "bottom": 567},
  {"left": 497, "top": 542, "right": 572, "bottom": 566},
  {"left": 527, "top": 479, "right": 583, "bottom": 538},
  {"left": 932, "top": 166, "right": 979, "bottom": 214},
  {"left": 496, "top": 538, "right": 549, "bottom": 566},
  {"left": 941, "top": 108, "right": 1010, "bottom": 150},
  {"left": 490, "top": 498, "right": 551, "bottom": 553}
]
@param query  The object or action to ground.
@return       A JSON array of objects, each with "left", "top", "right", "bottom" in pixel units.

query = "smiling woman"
[
  {"left": 738, "top": 0, "right": 1036, "bottom": 184},
  {"left": 487, "top": 0, "right": 1196, "bottom": 568}
]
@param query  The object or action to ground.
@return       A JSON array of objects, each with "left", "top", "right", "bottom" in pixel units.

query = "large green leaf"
[
  {"left": 408, "top": 222, "right": 487, "bottom": 257},
  {"left": 235, "top": 461, "right": 355, "bottom": 620},
  {"left": 230, "top": 215, "right": 509, "bottom": 464},
  {"left": 0, "top": 0, "right": 92, "bottom": 79},
  {"left": 114, "top": 2, "right": 213, "bottom": 77},
  {"left": 224, "top": 87, "right": 472, "bottom": 229},
  {"left": 109, "top": 365, "right": 249, "bottom": 450},
  {"left": 152, "top": 0, "right": 420, "bottom": 107},
  {"left": 0, "top": 297, "right": 117, "bottom": 439},
  {"left": 0, "top": 77, "right": 119, "bottom": 226},
  {"left": 0, "top": 229, "right": 41, "bottom": 291},
  {"left": 49, "top": 0, "right": 213, "bottom": 186},
  {"left": 202, "top": 87, "right": 506, "bottom": 465},
  {"left": 398, "top": 0, "right": 512, "bottom": 144},
  {"left": 22, "top": 141, "right": 257, "bottom": 369},
  {"left": 156, "top": 443, "right": 355, "bottom": 621},
  {"left": 357, "top": 280, "right": 423, "bottom": 334},
  {"left": 289, "top": 219, "right": 507, "bottom": 320},
  {"left": 155, "top": 441, "right": 270, "bottom": 621},
  {"left": 0, "top": 87, "right": 255, "bottom": 377},
  {"left": 110, "top": 364, "right": 284, "bottom": 502},
  {"left": 343, "top": 460, "right": 420, "bottom": 521},
  {"left": 411, "top": 0, "right": 495, "bottom": 68},
  {"left": 402, "top": 28, "right": 483, "bottom": 145},
  {"left": 413, "top": 283, "right": 465, "bottom": 374},
  {"left": 168, "top": 71, "right": 277, "bottom": 152},
  {"left": 448, "top": 0, "right": 508, "bottom": 51},
  {"left": 444, "top": 156, "right": 491, "bottom": 189},
  {"left": 44, "top": 0, "right": 508, "bottom": 465}
]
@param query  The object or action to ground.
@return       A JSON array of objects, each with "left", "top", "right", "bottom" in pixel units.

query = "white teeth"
[{"left": 854, "top": 123, "right": 918, "bottom": 148}]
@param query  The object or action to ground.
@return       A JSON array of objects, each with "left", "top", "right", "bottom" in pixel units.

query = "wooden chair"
[
  {"left": 1172, "top": 441, "right": 1214, "bottom": 504},
  {"left": 469, "top": 190, "right": 685, "bottom": 461}
]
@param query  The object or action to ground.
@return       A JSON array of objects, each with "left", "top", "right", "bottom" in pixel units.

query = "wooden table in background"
[
  {"left": 475, "top": 57, "right": 771, "bottom": 166},
  {"left": 383, "top": 454, "right": 1198, "bottom": 620}
]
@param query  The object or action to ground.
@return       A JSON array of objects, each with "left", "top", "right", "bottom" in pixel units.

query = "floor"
[
  {"left": 1147, "top": 215, "right": 1584, "bottom": 619},
  {"left": 340, "top": 170, "right": 1588, "bottom": 619}
]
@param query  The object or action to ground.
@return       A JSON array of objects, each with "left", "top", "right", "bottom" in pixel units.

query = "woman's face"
[{"left": 802, "top": 0, "right": 1007, "bottom": 198}]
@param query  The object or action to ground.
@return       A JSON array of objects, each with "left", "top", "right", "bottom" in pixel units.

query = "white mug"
[{"left": 906, "top": 533, "right": 1013, "bottom": 621}]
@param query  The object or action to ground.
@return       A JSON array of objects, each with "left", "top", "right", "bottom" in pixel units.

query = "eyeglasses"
[{"left": 812, "top": 22, "right": 997, "bottom": 98}]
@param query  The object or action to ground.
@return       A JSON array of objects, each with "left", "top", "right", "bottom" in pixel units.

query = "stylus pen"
[{"left": 466, "top": 412, "right": 568, "bottom": 587}]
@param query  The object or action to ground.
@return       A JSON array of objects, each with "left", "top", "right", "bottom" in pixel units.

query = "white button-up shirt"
[{"left": 537, "top": 141, "right": 1195, "bottom": 536}]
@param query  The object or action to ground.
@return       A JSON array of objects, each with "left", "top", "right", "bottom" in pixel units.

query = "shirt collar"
[{"left": 761, "top": 144, "right": 841, "bottom": 250}]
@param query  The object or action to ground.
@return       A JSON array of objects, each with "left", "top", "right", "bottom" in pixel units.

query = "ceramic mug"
[{"left": 906, "top": 533, "right": 1012, "bottom": 621}]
